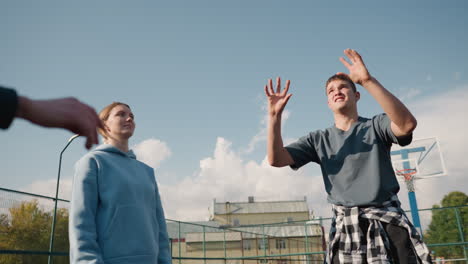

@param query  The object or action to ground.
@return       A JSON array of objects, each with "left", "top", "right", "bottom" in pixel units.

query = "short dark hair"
[{"left": 325, "top": 74, "right": 357, "bottom": 94}]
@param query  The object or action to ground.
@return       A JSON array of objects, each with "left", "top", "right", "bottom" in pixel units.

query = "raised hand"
[
  {"left": 264, "top": 77, "right": 292, "bottom": 117},
  {"left": 338, "top": 49, "right": 372, "bottom": 85}
]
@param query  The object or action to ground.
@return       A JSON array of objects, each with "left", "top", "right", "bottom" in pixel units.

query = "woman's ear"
[
  {"left": 104, "top": 124, "right": 111, "bottom": 136},
  {"left": 100, "top": 122, "right": 111, "bottom": 140}
]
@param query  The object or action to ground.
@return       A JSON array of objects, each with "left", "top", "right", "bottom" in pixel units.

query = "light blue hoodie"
[{"left": 69, "top": 144, "right": 171, "bottom": 264}]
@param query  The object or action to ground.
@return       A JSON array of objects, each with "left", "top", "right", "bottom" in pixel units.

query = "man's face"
[{"left": 326, "top": 79, "right": 360, "bottom": 112}]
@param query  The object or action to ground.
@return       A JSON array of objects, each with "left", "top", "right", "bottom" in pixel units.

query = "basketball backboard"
[{"left": 391, "top": 137, "right": 447, "bottom": 181}]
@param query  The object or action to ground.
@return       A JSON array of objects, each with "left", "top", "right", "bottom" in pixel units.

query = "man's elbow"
[
  {"left": 270, "top": 162, "right": 283, "bottom": 168},
  {"left": 268, "top": 157, "right": 279, "bottom": 167},
  {"left": 268, "top": 156, "right": 284, "bottom": 167},
  {"left": 397, "top": 117, "right": 417, "bottom": 135},
  {"left": 404, "top": 117, "right": 417, "bottom": 134}
]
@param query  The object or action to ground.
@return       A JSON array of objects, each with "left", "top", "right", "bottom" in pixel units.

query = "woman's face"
[{"left": 104, "top": 104, "right": 135, "bottom": 140}]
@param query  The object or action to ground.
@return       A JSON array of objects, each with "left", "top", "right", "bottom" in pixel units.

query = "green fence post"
[
  {"left": 48, "top": 135, "right": 79, "bottom": 264},
  {"left": 454, "top": 208, "right": 468, "bottom": 264},
  {"left": 304, "top": 222, "right": 309, "bottom": 253},
  {"left": 203, "top": 225, "right": 206, "bottom": 264},
  {"left": 178, "top": 221, "right": 181, "bottom": 264},
  {"left": 262, "top": 224, "right": 267, "bottom": 258},
  {"left": 223, "top": 229, "right": 227, "bottom": 264}
]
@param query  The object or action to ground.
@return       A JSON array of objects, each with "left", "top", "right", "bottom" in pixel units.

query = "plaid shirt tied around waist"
[{"left": 327, "top": 195, "right": 432, "bottom": 264}]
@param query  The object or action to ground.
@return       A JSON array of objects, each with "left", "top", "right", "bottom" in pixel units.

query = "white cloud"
[
  {"left": 20, "top": 138, "right": 173, "bottom": 202},
  {"left": 160, "top": 137, "right": 325, "bottom": 221},
  {"left": 160, "top": 86, "right": 468, "bottom": 225},
  {"left": 21, "top": 177, "right": 73, "bottom": 201},
  {"left": 243, "top": 106, "right": 291, "bottom": 154},
  {"left": 397, "top": 87, "right": 422, "bottom": 102},
  {"left": 133, "top": 138, "right": 172, "bottom": 169},
  {"left": 400, "top": 86, "right": 468, "bottom": 208},
  {"left": 20, "top": 85, "right": 468, "bottom": 231},
  {"left": 454, "top": 72, "right": 461, "bottom": 81},
  {"left": 391, "top": 85, "right": 468, "bottom": 229}
]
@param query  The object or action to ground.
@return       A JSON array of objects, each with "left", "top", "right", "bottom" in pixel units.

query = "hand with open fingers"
[
  {"left": 18, "top": 97, "right": 104, "bottom": 149},
  {"left": 264, "top": 77, "right": 292, "bottom": 117},
  {"left": 338, "top": 49, "right": 372, "bottom": 85}
]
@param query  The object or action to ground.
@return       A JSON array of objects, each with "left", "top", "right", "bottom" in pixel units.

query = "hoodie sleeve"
[
  {"left": 155, "top": 182, "right": 172, "bottom": 264},
  {"left": 69, "top": 155, "right": 105, "bottom": 264}
]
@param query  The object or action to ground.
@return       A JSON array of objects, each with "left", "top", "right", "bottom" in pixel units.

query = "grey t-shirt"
[{"left": 285, "top": 114, "right": 412, "bottom": 207}]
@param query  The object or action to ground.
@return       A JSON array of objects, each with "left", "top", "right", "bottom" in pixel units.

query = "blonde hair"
[{"left": 98, "top": 102, "right": 131, "bottom": 139}]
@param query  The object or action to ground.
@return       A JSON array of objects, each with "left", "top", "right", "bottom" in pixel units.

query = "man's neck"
[{"left": 333, "top": 111, "right": 359, "bottom": 131}]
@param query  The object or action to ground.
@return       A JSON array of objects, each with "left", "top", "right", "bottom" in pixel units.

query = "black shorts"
[{"left": 332, "top": 220, "right": 420, "bottom": 264}]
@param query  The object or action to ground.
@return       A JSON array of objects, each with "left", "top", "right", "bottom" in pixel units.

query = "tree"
[
  {"left": 0, "top": 200, "right": 69, "bottom": 264},
  {"left": 424, "top": 191, "right": 468, "bottom": 260}
]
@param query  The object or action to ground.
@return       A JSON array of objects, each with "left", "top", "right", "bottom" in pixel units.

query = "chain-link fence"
[
  {"left": 166, "top": 218, "right": 325, "bottom": 264},
  {"left": 0, "top": 187, "right": 467, "bottom": 264}
]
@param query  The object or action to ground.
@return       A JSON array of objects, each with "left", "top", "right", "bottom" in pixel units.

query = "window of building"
[
  {"left": 276, "top": 239, "right": 286, "bottom": 249},
  {"left": 243, "top": 240, "right": 252, "bottom": 251},
  {"left": 258, "top": 238, "right": 269, "bottom": 250},
  {"left": 260, "top": 259, "right": 268, "bottom": 264},
  {"left": 287, "top": 217, "right": 293, "bottom": 223},
  {"left": 233, "top": 219, "right": 240, "bottom": 226}
]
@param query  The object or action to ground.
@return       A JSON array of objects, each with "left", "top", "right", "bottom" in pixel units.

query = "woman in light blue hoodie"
[{"left": 69, "top": 102, "right": 171, "bottom": 264}]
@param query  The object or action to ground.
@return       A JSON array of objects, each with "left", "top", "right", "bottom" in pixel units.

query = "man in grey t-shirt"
[{"left": 264, "top": 49, "right": 431, "bottom": 263}]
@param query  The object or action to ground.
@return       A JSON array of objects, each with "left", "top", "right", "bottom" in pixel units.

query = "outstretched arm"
[
  {"left": 338, "top": 49, "right": 417, "bottom": 136},
  {"left": 16, "top": 95, "right": 103, "bottom": 149},
  {"left": 265, "top": 77, "right": 295, "bottom": 167}
]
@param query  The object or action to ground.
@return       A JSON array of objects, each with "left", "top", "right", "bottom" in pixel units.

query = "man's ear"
[{"left": 355, "top": 91, "right": 361, "bottom": 102}]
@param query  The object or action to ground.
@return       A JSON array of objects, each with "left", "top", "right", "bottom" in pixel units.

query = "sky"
[{"left": 1, "top": 1, "right": 467, "bottom": 226}]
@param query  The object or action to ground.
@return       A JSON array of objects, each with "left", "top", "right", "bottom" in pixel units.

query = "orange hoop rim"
[{"left": 396, "top": 168, "right": 417, "bottom": 181}]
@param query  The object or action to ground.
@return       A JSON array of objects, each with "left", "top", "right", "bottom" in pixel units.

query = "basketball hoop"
[
  {"left": 396, "top": 168, "right": 417, "bottom": 182},
  {"left": 396, "top": 168, "right": 417, "bottom": 192}
]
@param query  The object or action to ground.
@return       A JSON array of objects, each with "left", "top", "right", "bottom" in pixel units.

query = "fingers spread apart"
[{"left": 264, "top": 77, "right": 290, "bottom": 97}]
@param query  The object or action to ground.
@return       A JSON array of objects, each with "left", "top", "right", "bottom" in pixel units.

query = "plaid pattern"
[{"left": 327, "top": 195, "right": 432, "bottom": 264}]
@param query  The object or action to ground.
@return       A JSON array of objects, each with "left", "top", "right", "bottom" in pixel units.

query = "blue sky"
[{"left": 1, "top": 1, "right": 467, "bottom": 221}]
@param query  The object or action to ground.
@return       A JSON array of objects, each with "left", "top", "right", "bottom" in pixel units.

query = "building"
[{"left": 167, "top": 197, "right": 325, "bottom": 264}]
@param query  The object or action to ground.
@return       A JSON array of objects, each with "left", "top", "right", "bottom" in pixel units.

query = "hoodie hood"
[{"left": 93, "top": 144, "right": 136, "bottom": 159}]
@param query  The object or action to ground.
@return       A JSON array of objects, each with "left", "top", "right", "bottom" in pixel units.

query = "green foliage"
[
  {"left": 0, "top": 200, "right": 69, "bottom": 264},
  {"left": 424, "top": 191, "right": 468, "bottom": 259}
]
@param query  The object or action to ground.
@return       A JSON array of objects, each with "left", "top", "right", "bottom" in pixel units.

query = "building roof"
[
  {"left": 236, "top": 224, "right": 323, "bottom": 239},
  {"left": 213, "top": 200, "right": 309, "bottom": 215},
  {"left": 166, "top": 221, "right": 322, "bottom": 240},
  {"left": 166, "top": 220, "right": 221, "bottom": 239}
]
